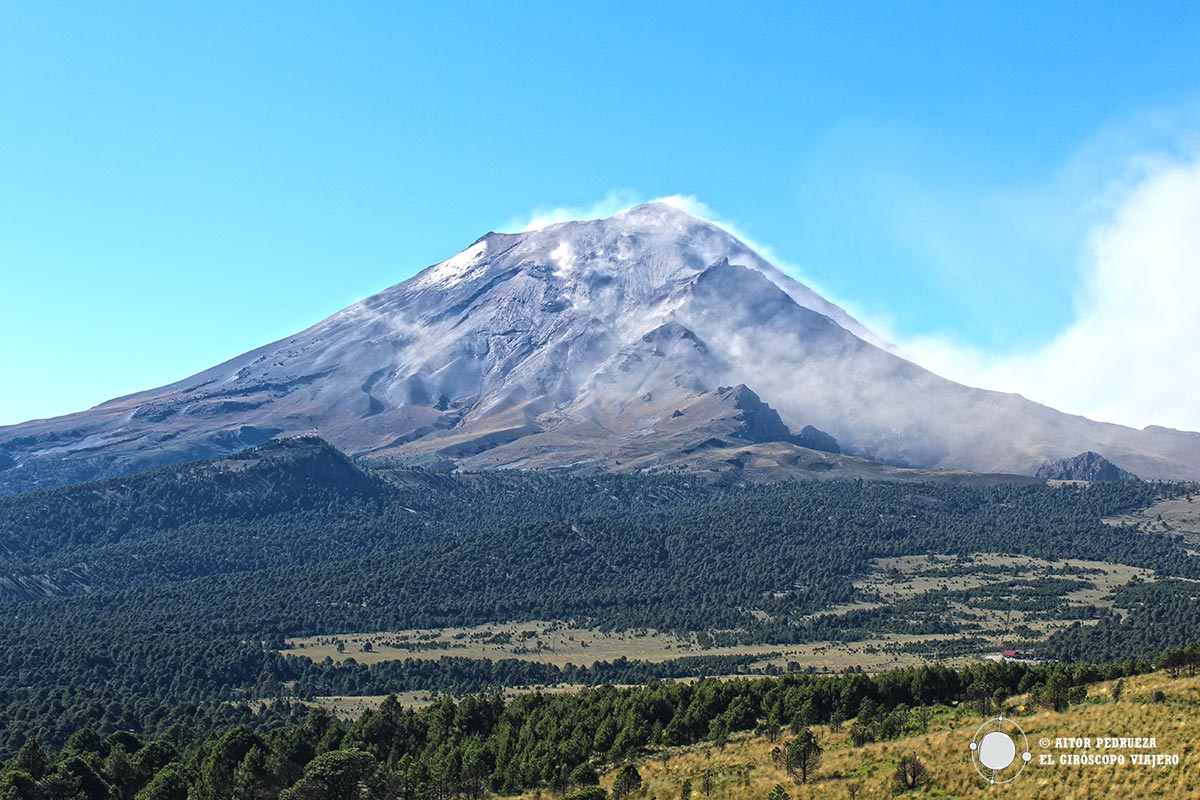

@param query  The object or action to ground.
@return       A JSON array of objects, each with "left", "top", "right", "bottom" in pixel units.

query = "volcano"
[{"left": 3, "top": 201, "right": 1198, "bottom": 493}]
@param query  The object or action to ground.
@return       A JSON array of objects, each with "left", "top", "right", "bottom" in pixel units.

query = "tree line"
[{"left": 0, "top": 658, "right": 1136, "bottom": 800}]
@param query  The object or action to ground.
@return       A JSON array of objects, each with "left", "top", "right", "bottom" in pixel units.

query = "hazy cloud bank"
[
  {"left": 509, "top": 150, "right": 1200, "bottom": 432},
  {"left": 901, "top": 153, "right": 1200, "bottom": 432}
]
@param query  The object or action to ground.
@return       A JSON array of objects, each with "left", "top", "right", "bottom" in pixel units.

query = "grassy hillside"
[
  {"left": 585, "top": 671, "right": 1200, "bottom": 800},
  {"left": 2, "top": 656, "right": 1171, "bottom": 800}
]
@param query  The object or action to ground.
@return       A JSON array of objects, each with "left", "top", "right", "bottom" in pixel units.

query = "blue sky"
[{"left": 3, "top": 2, "right": 1200, "bottom": 428}]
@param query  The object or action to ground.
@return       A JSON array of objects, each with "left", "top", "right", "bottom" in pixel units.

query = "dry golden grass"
[
  {"left": 310, "top": 694, "right": 408, "bottom": 718},
  {"left": 310, "top": 684, "right": 608, "bottom": 719},
  {"left": 509, "top": 671, "right": 1200, "bottom": 800},
  {"left": 283, "top": 551, "right": 1154, "bottom": 678},
  {"left": 283, "top": 622, "right": 706, "bottom": 667},
  {"left": 853, "top": 553, "right": 1151, "bottom": 635},
  {"left": 282, "top": 621, "right": 970, "bottom": 673},
  {"left": 1105, "top": 496, "right": 1200, "bottom": 554}
]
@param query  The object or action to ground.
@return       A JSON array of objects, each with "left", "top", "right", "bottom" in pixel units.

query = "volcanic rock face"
[
  {"left": 716, "top": 385, "right": 796, "bottom": 444},
  {"left": 1035, "top": 451, "right": 1141, "bottom": 482},
  {"left": 793, "top": 426, "right": 841, "bottom": 455},
  {"left": 2, "top": 201, "right": 1199, "bottom": 494}
]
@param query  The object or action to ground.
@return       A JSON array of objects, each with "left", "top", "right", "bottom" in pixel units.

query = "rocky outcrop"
[
  {"left": 711, "top": 387, "right": 842, "bottom": 455},
  {"left": 718, "top": 385, "right": 797, "bottom": 444},
  {"left": 1035, "top": 451, "right": 1141, "bottom": 482},
  {"left": 792, "top": 425, "right": 841, "bottom": 454}
]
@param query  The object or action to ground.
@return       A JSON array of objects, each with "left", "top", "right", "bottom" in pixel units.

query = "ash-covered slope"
[{"left": 1, "top": 201, "right": 1198, "bottom": 493}]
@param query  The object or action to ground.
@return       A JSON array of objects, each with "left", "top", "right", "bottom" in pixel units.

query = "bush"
[
  {"left": 766, "top": 784, "right": 789, "bottom": 800},
  {"left": 893, "top": 754, "right": 928, "bottom": 791},
  {"left": 563, "top": 788, "right": 607, "bottom": 800}
]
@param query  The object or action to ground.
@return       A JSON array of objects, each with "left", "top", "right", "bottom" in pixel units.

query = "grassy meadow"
[{"left": 563, "top": 671, "right": 1200, "bottom": 800}]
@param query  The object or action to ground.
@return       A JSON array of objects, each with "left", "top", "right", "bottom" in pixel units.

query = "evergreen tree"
[
  {"left": 612, "top": 764, "right": 642, "bottom": 799},
  {"left": 570, "top": 764, "right": 600, "bottom": 787},
  {"left": 134, "top": 764, "right": 190, "bottom": 800},
  {"left": 0, "top": 771, "right": 41, "bottom": 800},
  {"left": 784, "top": 730, "right": 822, "bottom": 784},
  {"left": 279, "top": 749, "right": 379, "bottom": 800},
  {"left": 231, "top": 746, "right": 273, "bottom": 800},
  {"left": 1032, "top": 670, "right": 1087, "bottom": 712},
  {"left": 9, "top": 740, "right": 51, "bottom": 782},
  {"left": 103, "top": 747, "right": 136, "bottom": 800}
]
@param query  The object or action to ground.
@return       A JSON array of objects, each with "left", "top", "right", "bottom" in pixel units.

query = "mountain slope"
[{"left": 2, "top": 201, "right": 1198, "bottom": 493}]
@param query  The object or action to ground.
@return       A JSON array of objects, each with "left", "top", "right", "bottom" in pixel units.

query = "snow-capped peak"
[{"left": 411, "top": 199, "right": 874, "bottom": 340}]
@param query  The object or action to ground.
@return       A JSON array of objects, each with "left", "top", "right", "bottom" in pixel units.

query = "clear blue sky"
[{"left": 3, "top": 2, "right": 1200, "bottom": 426}]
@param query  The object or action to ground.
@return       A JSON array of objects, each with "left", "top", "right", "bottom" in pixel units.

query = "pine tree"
[
  {"left": 279, "top": 748, "right": 379, "bottom": 800},
  {"left": 10, "top": 739, "right": 52, "bottom": 781},
  {"left": 784, "top": 730, "right": 822, "bottom": 784},
  {"left": 231, "top": 746, "right": 272, "bottom": 800},
  {"left": 612, "top": 764, "right": 642, "bottom": 800},
  {"left": 134, "top": 764, "right": 190, "bottom": 800}
]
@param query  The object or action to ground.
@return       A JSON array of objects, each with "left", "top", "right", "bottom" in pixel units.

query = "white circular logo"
[
  {"left": 978, "top": 731, "right": 1017, "bottom": 770},
  {"left": 969, "top": 716, "right": 1032, "bottom": 784}
]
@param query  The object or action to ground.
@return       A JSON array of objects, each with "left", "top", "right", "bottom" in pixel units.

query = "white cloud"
[
  {"left": 507, "top": 190, "right": 799, "bottom": 270},
  {"left": 505, "top": 189, "right": 643, "bottom": 232},
  {"left": 898, "top": 153, "right": 1200, "bottom": 432}
]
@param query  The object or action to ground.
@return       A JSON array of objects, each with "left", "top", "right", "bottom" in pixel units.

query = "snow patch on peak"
[{"left": 415, "top": 238, "right": 490, "bottom": 288}]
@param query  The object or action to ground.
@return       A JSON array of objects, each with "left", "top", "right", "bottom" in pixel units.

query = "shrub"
[
  {"left": 893, "top": 754, "right": 929, "bottom": 791},
  {"left": 766, "top": 784, "right": 789, "bottom": 800},
  {"left": 563, "top": 788, "right": 607, "bottom": 800}
]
